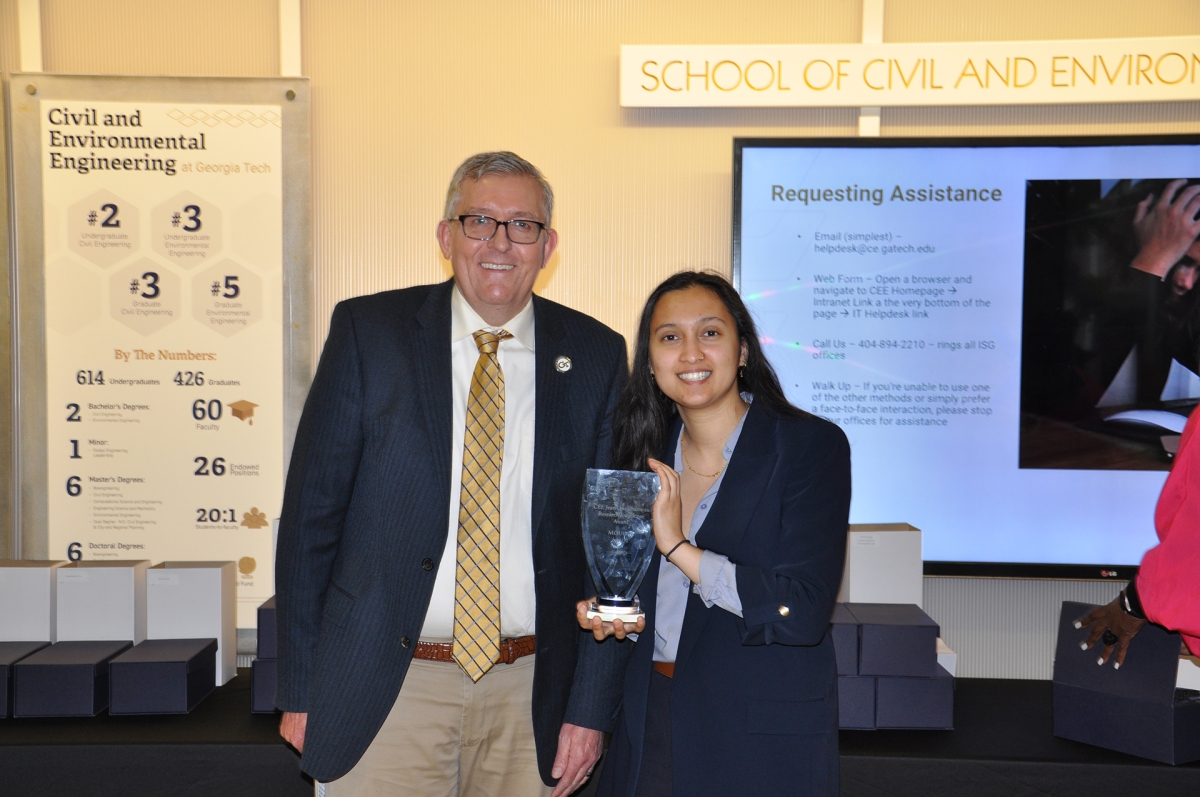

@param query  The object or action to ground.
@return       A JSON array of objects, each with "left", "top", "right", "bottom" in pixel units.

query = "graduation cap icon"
[{"left": 229, "top": 400, "right": 259, "bottom": 425}]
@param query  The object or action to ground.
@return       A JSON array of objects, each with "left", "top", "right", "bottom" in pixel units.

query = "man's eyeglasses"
[{"left": 456, "top": 215, "right": 546, "bottom": 245}]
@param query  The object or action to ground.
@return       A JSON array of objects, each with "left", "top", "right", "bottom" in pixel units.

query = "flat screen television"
[{"left": 734, "top": 136, "right": 1200, "bottom": 577}]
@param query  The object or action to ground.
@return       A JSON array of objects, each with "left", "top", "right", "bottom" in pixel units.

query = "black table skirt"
[
  {"left": 0, "top": 668, "right": 310, "bottom": 797},
  {"left": 841, "top": 678, "right": 1200, "bottom": 796},
  {"left": 2, "top": 675, "right": 1198, "bottom": 796}
]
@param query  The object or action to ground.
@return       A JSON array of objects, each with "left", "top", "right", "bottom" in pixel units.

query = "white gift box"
[
  {"left": 837, "top": 523, "right": 924, "bottom": 608},
  {"left": 1178, "top": 654, "right": 1200, "bottom": 690},
  {"left": 56, "top": 560, "right": 151, "bottom": 644},
  {"left": 0, "top": 561, "right": 68, "bottom": 642},
  {"left": 937, "top": 637, "right": 958, "bottom": 677},
  {"left": 146, "top": 562, "right": 237, "bottom": 685}
]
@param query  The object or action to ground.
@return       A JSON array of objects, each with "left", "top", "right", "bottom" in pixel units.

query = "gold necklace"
[{"left": 681, "top": 438, "right": 725, "bottom": 479}]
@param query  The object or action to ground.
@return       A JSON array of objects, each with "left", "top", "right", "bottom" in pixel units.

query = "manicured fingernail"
[
  {"left": 1080, "top": 642, "right": 1088, "bottom": 650},
  {"left": 1097, "top": 657, "right": 1104, "bottom": 665},
  {"left": 1114, "top": 662, "right": 1121, "bottom": 670},
  {"left": 1074, "top": 621, "right": 1082, "bottom": 629}
]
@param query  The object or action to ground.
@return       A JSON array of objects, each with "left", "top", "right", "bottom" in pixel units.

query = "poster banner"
[
  {"left": 38, "top": 100, "right": 285, "bottom": 624},
  {"left": 622, "top": 37, "right": 1200, "bottom": 107}
]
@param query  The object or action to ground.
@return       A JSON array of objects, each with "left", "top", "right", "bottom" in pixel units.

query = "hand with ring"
[{"left": 1077, "top": 597, "right": 1148, "bottom": 669}]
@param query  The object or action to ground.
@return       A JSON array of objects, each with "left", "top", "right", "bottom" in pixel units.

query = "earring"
[{"left": 739, "top": 365, "right": 746, "bottom": 379}]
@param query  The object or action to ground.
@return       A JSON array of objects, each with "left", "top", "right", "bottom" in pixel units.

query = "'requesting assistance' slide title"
[{"left": 771, "top": 183, "right": 1002, "bottom": 206}]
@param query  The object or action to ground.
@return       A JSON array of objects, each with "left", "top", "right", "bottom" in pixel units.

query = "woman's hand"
[
  {"left": 647, "top": 458, "right": 703, "bottom": 583},
  {"left": 648, "top": 458, "right": 685, "bottom": 555},
  {"left": 576, "top": 598, "right": 645, "bottom": 641},
  {"left": 1077, "top": 597, "right": 1148, "bottom": 669}
]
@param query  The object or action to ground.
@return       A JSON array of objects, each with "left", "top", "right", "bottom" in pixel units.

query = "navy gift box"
[
  {"left": 1053, "top": 600, "right": 1200, "bottom": 765},
  {"left": 109, "top": 638, "right": 218, "bottom": 715},
  {"left": 14, "top": 640, "right": 131, "bottom": 717},
  {"left": 845, "top": 603, "right": 939, "bottom": 678},
  {"left": 252, "top": 595, "right": 277, "bottom": 714},
  {"left": 831, "top": 603, "right": 952, "bottom": 730},
  {"left": 830, "top": 603, "right": 860, "bottom": 676},
  {"left": 838, "top": 675, "right": 876, "bottom": 729},
  {"left": 251, "top": 656, "right": 277, "bottom": 713},
  {"left": 1, "top": 641, "right": 50, "bottom": 717},
  {"left": 876, "top": 665, "right": 955, "bottom": 729},
  {"left": 256, "top": 596, "right": 276, "bottom": 660}
]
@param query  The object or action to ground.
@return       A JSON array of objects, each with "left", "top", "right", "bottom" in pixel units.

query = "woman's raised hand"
[{"left": 647, "top": 459, "right": 685, "bottom": 556}]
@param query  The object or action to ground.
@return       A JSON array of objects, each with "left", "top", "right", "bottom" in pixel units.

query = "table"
[
  {"left": 841, "top": 678, "right": 1200, "bottom": 796},
  {"left": 4, "top": 674, "right": 1199, "bottom": 796},
  {"left": 0, "top": 668, "right": 309, "bottom": 797}
]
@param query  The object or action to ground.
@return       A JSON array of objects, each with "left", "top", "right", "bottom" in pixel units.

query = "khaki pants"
[{"left": 324, "top": 654, "right": 552, "bottom": 797}]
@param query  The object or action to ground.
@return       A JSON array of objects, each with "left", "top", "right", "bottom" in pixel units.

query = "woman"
[{"left": 578, "top": 271, "right": 850, "bottom": 797}]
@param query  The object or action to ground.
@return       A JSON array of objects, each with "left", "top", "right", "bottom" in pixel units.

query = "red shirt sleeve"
[{"left": 1138, "top": 409, "right": 1200, "bottom": 656}]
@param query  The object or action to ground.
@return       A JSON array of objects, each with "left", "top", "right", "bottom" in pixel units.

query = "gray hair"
[{"left": 443, "top": 151, "right": 554, "bottom": 225}]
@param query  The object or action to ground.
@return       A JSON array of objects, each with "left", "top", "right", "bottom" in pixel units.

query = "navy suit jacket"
[
  {"left": 600, "top": 400, "right": 851, "bottom": 797},
  {"left": 275, "top": 279, "right": 630, "bottom": 783}
]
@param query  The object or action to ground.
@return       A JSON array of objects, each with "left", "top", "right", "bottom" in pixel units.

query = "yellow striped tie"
[{"left": 453, "top": 329, "right": 511, "bottom": 681}]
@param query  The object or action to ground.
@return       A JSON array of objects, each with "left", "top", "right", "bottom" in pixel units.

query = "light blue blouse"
[{"left": 651, "top": 402, "right": 749, "bottom": 664}]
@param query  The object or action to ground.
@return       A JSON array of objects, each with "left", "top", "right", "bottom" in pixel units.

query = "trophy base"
[{"left": 586, "top": 598, "right": 644, "bottom": 625}]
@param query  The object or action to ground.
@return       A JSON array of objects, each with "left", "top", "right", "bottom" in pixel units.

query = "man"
[{"left": 275, "top": 152, "right": 629, "bottom": 796}]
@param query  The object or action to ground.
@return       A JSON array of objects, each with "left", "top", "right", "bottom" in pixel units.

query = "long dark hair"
[{"left": 611, "top": 271, "right": 808, "bottom": 471}]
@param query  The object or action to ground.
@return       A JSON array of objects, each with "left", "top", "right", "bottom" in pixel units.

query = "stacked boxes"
[
  {"left": 12, "top": 560, "right": 151, "bottom": 716},
  {"left": 146, "top": 562, "right": 237, "bottom": 685},
  {"left": 0, "top": 561, "right": 66, "bottom": 717},
  {"left": 831, "top": 603, "right": 875, "bottom": 729},
  {"left": 3, "top": 559, "right": 228, "bottom": 717},
  {"left": 251, "top": 596, "right": 278, "bottom": 713},
  {"left": 833, "top": 602, "right": 954, "bottom": 730}
]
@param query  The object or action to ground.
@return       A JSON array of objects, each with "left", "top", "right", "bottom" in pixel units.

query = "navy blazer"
[
  {"left": 599, "top": 400, "right": 851, "bottom": 797},
  {"left": 275, "top": 280, "right": 630, "bottom": 783}
]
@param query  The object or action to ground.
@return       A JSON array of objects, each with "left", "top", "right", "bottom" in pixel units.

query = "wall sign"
[
  {"left": 621, "top": 37, "right": 1200, "bottom": 107},
  {"left": 9, "top": 76, "right": 312, "bottom": 627}
]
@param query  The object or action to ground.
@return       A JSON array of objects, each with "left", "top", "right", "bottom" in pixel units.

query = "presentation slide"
[{"left": 737, "top": 140, "right": 1200, "bottom": 566}]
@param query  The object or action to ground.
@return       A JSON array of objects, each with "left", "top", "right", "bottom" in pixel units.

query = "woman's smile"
[{"left": 677, "top": 370, "right": 712, "bottom": 383}]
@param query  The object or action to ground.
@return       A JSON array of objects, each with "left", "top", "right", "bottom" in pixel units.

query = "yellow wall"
[
  {"left": 296, "top": 0, "right": 862, "bottom": 354},
  {"left": 38, "top": 0, "right": 279, "bottom": 77},
  {"left": 4, "top": 0, "right": 1200, "bottom": 359},
  {"left": 299, "top": 0, "right": 1200, "bottom": 359},
  {"left": 0, "top": 0, "right": 14, "bottom": 559},
  {"left": 0, "top": 0, "right": 17, "bottom": 75}
]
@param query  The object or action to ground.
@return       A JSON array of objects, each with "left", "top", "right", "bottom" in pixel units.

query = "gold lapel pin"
[{"left": 555, "top": 356, "right": 572, "bottom": 373}]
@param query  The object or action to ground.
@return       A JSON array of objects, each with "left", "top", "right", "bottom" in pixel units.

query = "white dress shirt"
[{"left": 418, "top": 287, "right": 538, "bottom": 641}]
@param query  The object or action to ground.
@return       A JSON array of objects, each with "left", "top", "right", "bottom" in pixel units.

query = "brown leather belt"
[
  {"left": 652, "top": 661, "right": 675, "bottom": 678},
  {"left": 414, "top": 635, "right": 537, "bottom": 666}
]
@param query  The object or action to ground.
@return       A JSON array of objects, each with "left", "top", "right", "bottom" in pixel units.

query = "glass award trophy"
[{"left": 582, "top": 468, "right": 660, "bottom": 624}]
